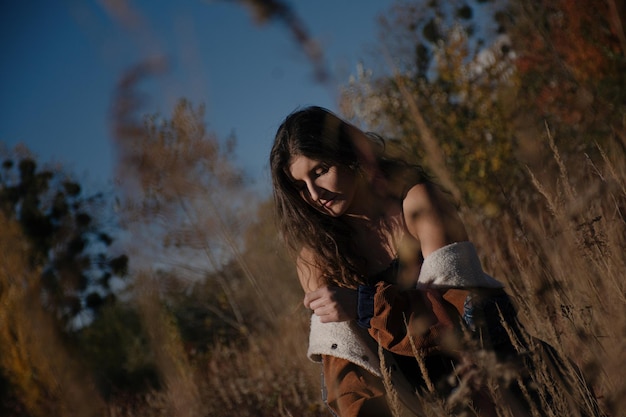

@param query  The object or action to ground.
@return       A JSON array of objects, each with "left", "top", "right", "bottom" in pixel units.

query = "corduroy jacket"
[{"left": 309, "top": 283, "right": 470, "bottom": 417}]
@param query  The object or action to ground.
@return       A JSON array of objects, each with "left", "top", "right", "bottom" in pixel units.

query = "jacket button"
[{"left": 331, "top": 343, "right": 338, "bottom": 349}]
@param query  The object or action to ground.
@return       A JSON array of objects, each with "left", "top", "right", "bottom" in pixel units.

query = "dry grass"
[
  {"left": 2, "top": 130, "right": 624, "bottom": 417},
  {"left": 462, "top": 134, "right": 626, "bottom": 416},
  {"left": 0, "top": 85, "right": 626, "bottom": 417},
  {"left": 128, "top": 132, "right": 624, "bottom": 417},
  {"left": 2, "top": 1, "right": 624, "bottom": 415},
  {"left": 3, "top": 111, "right": 624, "bottom": 417},
  {"left": 3, "top": 25, "right": 625, "bottom": 417}
]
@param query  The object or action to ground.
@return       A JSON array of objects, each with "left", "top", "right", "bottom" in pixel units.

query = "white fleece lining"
[
  {"left": 307, "top": 314, "right": 382, "bottom": 377},
  {"left": 417, "top": 241, "right": 504, "bottom": 289}
]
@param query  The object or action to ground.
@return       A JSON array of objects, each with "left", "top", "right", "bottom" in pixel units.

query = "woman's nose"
[{"left": 306, "top": 182, "right": 320, "bottom": 202}]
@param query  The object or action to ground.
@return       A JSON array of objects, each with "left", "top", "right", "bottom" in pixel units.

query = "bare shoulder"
[
  {"left": 402, "top": 182, "right": 453, "bottom": 219},
  {"left": 402, "top": 182, "right": 468, "bottom": 256},
  {"left": 296, "top": 246, "right": 324, "bottom": 293},
  {"left": 402, "top": 183, "right": 435, "bottom": 214}
]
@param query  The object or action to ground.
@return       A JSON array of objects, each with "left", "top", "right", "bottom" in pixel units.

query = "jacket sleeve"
[
  {"left": 358, "top": 282, "right": 464, "bottom": 357},
  {"left": 322, "top": 354, "right": 393, "bottom": 417}
]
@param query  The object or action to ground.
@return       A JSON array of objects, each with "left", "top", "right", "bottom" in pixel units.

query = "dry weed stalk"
[
  {"left": 378, "top": 344, "right": 403, "bottom": 417},
  {"left": 389, "top": 65, "right": 462, "bottom": 201},
  {"left": 469, "top": 127, "right": 625, "bottom": 415},
  {"left": 136, "top": 273, "right": 203, "bottom": 417},
  {"left": 0, "top": 213, "right": 104, "bottom": 417},
  {"left": 203, "top": 313, "right": 324, "bottom": 417}
]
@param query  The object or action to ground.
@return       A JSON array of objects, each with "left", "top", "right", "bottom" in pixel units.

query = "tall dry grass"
[
  {"left": 100, "top": 61, "right": 328, "bottom": 417},
  {"left": 461, "top": 130, "right": 626, "bottom": 416},
  {"left": 3, "top": 70, "right": 623, "bottom": 416},
  {"left": 3, "top": 1, "right": 622, "bottom": 416},
  {"left": 4, "top": 103, "right": 624, "bottom": 417},
  {"left": 2, "top": 123, "right": 624, "bottom": 417},
  {"left": 108, "top": 134, "right": 624, "bottom": 417},
  {"left": 0, "top": 213, "right": 105, "bottom": 417},
  {"left": 199, "top": 129, "right": 624, "bottom": 417}
]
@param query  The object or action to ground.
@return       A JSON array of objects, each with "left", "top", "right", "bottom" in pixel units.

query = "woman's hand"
[{"left": 304, "top": 285, "right": 358, "bottom": 323}]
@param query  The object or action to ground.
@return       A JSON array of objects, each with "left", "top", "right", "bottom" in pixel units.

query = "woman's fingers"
[
  {"left": 304, "top": 286, "right": 357, "bottom": 322},
  {"left": 303, "top": 286, "right": 330, "bottom": 309}
]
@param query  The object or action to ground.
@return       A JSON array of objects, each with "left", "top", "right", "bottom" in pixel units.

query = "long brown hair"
[{"left": 270, "top": 106, "right": 427, "bottom": 288}]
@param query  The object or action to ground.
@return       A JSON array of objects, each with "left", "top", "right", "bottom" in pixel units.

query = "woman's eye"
[{"left": 314, "top": 165, "right": 329, "bottom": 176}]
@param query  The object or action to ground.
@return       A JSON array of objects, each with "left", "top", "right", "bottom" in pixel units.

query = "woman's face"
[{"left": 287, "top": 155, "right": 358, "bottom": 217}]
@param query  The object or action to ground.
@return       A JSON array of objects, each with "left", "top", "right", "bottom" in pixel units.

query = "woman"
[{"left": 270, "top": 106, "right": 600, "bottom": 417}]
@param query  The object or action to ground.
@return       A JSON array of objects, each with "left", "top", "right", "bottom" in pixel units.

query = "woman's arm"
[
  {"left": 296, "top": 246, "right": 324, "bottom": 293},
  {"left": 298, "top": 246, "right": 363, "bottom": 323}
]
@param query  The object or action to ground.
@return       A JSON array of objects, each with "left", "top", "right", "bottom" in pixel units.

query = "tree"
[
  {"left": 341, "top": 0, "right": 519, "bottom": 213},
  {"left": 111, "top": 61, "right": 277, "bottom": 343},
  {"left": 0, "top": 150, "right": 128, "bottom": 329},
  {"left": 504, "top": 0, "right": 626, "bottom": 155},
  {"left": 341, "top": 0, "right": 626, "bottom": 213}
]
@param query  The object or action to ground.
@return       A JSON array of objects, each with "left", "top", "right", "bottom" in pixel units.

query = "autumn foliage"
[{"left": 510, "top": 0, "right": 626, "bottom": 136}]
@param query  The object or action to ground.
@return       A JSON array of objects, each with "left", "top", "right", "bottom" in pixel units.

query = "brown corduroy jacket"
[{"left": 321, "top": 282, "right": 469, "bottom": 417}]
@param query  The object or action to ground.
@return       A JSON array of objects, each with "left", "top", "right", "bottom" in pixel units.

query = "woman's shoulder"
[
  {"left": 400, "top": 182, "right": 468, "bottom": 251},
  {"left": 401, "top": 182, "right": 436, "bottom": 215},
  {"left": 402, "top": 182, "right": 457, "bottom": 216}
]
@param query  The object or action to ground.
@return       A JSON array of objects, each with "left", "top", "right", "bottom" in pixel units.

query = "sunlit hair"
[{"left": 270, "top": 106, "right": 428, "bottom": 288}]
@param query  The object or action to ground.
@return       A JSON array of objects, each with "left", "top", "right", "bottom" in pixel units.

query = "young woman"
[{"left": 270, "top": 106, "right": 600, "bottom": 417}]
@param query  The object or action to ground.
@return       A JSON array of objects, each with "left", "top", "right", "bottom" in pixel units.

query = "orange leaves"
[
  {"left": 547, "top": 0, "right": 610, "bottom": 83},
  {"left": 512, "top": 0, "right": 622, "bottom": 106}
]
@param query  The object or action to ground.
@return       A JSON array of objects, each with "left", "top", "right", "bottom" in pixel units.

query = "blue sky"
[{"left": 1, "top": 0, "right": 393, "bottom": 194}]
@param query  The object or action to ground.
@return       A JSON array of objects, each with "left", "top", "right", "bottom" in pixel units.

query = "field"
[{"left": 1, "top": 1, "right": 624, "bottom": 416}]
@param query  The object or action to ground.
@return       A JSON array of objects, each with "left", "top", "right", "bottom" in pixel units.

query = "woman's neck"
[
  {"left": 344, "top": 185, "right": 384, "bottom": 221},
  {"left": 344, "top": 174, "right": 401, "bottom": 219}
]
